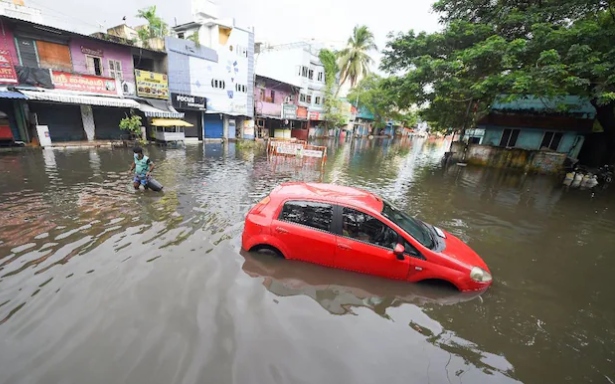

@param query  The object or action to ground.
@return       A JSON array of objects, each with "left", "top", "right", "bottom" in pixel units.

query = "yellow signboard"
[{"left": 135, "top": 69, "right": 169, "bottom": 100}]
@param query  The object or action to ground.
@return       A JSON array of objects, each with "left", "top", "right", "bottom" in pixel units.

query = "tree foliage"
[
  {"left": 119, "top": 111, "right": 143, "bottom": 137},
  {"left": 338, "top": 25, "right": 378, "bottom": 90},
  {"left": 136, "top": 6, "right": 168, "bottom": 40},
  {"left": 382, "top": 0, "right": 615, "bottom": 160},
  {"left": 347, "top": 74, "right": 417, "bottom": 128},
  {"left": 319, "top": 49, "right": 346, "bottom": 128}
]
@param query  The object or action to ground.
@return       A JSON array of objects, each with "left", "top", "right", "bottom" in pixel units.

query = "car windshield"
[{"left": 381, "top": 201, "right": 435, "bottom": 249}]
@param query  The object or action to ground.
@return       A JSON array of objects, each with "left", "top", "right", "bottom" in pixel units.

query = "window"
[
  {"left": 235, "top": 84, "right": 247, "bottom": 93},
  {"left": 499, "top": 128, "right": 520, "bottom": 147},
  {"left": 540, "top": 131, "right": 563, "bottom": 151},
  {"left": 308, "top": 69, "right": 314, "bottom": 80},
  {"left": 15, "top": 37, "right": 39, "bottom": 67},
  {"left": 279, "top": 201, "right": 333, "bottom": 232},
  {"left": 35, "top": 40, "right": 72, "bottom": 71},
  {"left": 270, "top": 90, "right": 275, "bottom": 102},
  {"left": 315, "top": 96, "right": 321, "bottom": 105},
  {"left": 301, "top": 66, "right": 308, "bottom": 77},
  {"left": 306, "top": 95, "right": 312, "bottom": 104},
  {"left": 341, "top": 207, "right": 399, "bottom": 249},
  {"left": 108, "top": 59, "right": 122, "bottom": 79},
  {"left": 86, "top": 55, "right": 102, "bottom": 76},
  {"left": 381, "top": 201, "right": 435, "bottom": 250},
  {"left": 317, "top": 71, "right": 323, "bottom": 82},
  {"left": 259, "top": 88, "right": 265, "bottom": 100},
  {"left": 211, "top": 79, "right": 225, "bottom": 89},
  {"left": 300, "top": 93, "right": 306, "bottom": 102},
  {"left": 177, "top": 32, "right": 185, "bottom": 39},
  {"left": 286, "top": 94, "right": 294, "bottom": 103}
]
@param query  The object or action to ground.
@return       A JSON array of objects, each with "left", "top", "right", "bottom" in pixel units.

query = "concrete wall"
[
  {"left": 69, "top": 37, "right": 135, "bottom": 83},
  {"left": 481, "top": 126, "right": 583, "bottom": 155},
  {"left": 451, "top": 142, "right": 568, "bottom": 173}
]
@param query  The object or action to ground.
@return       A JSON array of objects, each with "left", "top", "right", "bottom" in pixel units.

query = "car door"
[
  {"left": 335, "top": 206, "right": 410, "bottom": 280},
  {"left": 271, "top": 200, "right": 336, "bottom": 266}
]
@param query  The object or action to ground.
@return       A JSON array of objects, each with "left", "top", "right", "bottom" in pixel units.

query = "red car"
[{"left": 241, "top": 182, "right": 492, "bottom": 292}]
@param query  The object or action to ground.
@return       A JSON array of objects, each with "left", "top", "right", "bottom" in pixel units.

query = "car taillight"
[{"left": 251, "top": 196, "right": 270, "bottom": 214}]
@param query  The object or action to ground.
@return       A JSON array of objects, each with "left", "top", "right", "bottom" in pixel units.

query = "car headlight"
[{"left": 470, "top": 267, "right": 492, "bottom": 283}]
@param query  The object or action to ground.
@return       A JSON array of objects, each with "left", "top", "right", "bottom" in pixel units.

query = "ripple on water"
[{"left": 0, "top": 142, "right": 614, "bottom": 383}]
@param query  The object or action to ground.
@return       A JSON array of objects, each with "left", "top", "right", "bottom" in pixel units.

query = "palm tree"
[{"left": 337, "top": 25, "right": 377, "bottom": 92}]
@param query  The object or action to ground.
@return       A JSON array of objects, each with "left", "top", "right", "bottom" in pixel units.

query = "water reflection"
[{"left": 0, "top": 139, "right": 614, "bottom": 384}]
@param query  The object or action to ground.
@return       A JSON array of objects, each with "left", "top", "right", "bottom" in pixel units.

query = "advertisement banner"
[
  {"left": 309, "top": 111, "right": 320, "bottom": 120},
  {"left": 296, "top": 106, "right": 308, "bottom": 120},
  {"left": 135, "top": 69, "right": 169, "bottom": 99},
  {"left": 282, "top": 104, "right": 297, "bottom": 119},
  {"left": 0, "top": 50, "right": 18, "bottom": 84},
  {"left": 171, "top": 92, "right": 206, "bottom": 111},
  {"left": 51, "top": 71, "right": 118, "bottom": 95}
]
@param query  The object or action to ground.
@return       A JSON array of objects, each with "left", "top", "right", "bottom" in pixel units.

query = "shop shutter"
[{"left": 15, "top": 37, "right": 38, "bottom": 68}]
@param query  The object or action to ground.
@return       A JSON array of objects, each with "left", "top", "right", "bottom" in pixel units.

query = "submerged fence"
[{"left": 266, "top": 138, "right": 328, "bottom": 171}]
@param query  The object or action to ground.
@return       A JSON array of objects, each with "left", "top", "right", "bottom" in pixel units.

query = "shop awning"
[
  {"left": 151, "top": 118, "right": 194, "bottom": 127},
  {"left": 146, "top": 99, "right": 184, "bottom": 118},
  {"left": 0, "top": 88, "right": 27, "bottom": 100},
  {"left": 19, "top": 90, "right": 140, "bottom": 108},
  {"left": 136, "top": 101, "right": 184, "bottom": 118}
]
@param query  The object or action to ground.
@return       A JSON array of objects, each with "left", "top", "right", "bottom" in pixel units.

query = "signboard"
[
  {"left": 80, "top": 46, "right": 104, "bottom": 57},
  {"left": 51, "top": 71, "right": 118, "bottom": 95},
  {"left": 135, "top": 69, "right": 169, "bottom": 99},
  {"left": 171, "top": 92, "right": 206, "bottom": 111},
  {"left": 0, "top": 50, "right": 18, "bottom": 84},
  {"left": 303, "top": 149, "right": 324, "bottom": 158},
  {"left": 276, "top": 143, "right": 304, "bottom": 156},
  {"left": 297, "top": 106, "right": 308, "bottom": 120},
  {"left": 309, "top": 111, "right": 320, "bottom": 120},
  {"left": 282, "top": 104, "right": 297, "bottom": 119}
]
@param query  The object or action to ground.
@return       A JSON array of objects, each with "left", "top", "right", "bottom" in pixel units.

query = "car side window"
[
  {"left": 279, "top": 201, "right": 333, "bottom": 232},
  {"left": 341, "top": 207, "right": 398, "bottom": 249}
]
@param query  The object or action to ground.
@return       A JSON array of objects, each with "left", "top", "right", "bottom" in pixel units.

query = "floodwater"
[{"left": 0, "top": 138, "right": 614, "bottom": 384}]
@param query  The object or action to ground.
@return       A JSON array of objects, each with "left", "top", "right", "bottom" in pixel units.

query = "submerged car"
[{"left": 241, "top": 182, "right": 492, "bottom": 292}]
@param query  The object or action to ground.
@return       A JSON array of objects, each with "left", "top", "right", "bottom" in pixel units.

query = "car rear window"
[{"left": 279, "top": 201, "right": 333, "bottom": 232}]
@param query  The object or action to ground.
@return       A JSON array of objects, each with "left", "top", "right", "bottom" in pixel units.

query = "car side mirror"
[{"left": 393, "top": 243, "right": 405, "bottom": 260}]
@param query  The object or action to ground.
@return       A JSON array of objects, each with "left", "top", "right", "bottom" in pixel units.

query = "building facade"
[
  {"left": 253, "top": 74, "right": 299, "bottom": 140},
  {"left": 255, "top": 42, "right": 327, "bottom": 139},
  {"left": 0, "top": 14, "right": 185, "bottom": 146},
  {"left": 170, "top": 0, "right": 254, "bottom": 141}
]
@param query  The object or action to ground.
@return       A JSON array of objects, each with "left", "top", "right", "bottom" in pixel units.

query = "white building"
[
  {"left": 0, "top": 0, "right": 42, "bottom": 24},
  {"left": 255, "top": 42, "right": 326, "bottom": 121},
  {"left": 170, "top": 0, "right": 254, "bottom": 140}
]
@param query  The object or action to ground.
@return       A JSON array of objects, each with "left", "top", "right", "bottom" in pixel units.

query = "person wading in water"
[{"left": 129, "top": 147, "right": 155, "bottom": 190}]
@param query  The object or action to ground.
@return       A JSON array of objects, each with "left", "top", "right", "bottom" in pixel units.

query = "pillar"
[{"left": 80, "top": 105, "right": 95, "bottom": 141}]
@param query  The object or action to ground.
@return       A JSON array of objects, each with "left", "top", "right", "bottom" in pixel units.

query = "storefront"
[
  {"left": 0, "top": 88, "right": 28, "bottom": 144},
  {"left": 171, "top": 93, "right": 206, "bottom": 141},
  {"left": 20, "top": 90, "right": 140, "bottom": 143}
]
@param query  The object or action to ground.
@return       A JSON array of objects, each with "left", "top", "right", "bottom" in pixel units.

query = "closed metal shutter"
[
  {"left": 30, "top": 102, "right": 83, "bottom": 142},
  {"left": 92, "top": 107, "right": 130, "bottom": 140},
  {"left": 182, "top": 110, "right": 201, "bottom": 139},
  {"left": 204, "top": 114, "right": 223, "bottom": 139}
]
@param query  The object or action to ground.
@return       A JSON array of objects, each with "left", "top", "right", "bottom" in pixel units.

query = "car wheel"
[{"left": 251, "top": 245, "right": 285, "bottom": 259}]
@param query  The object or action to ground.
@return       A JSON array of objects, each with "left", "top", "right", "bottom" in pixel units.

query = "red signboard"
[
  {"left": 51, "top": 71, "right": 118, "bottom": 95},
  {"left": 0, "top": 50, "right": 18, "bottom": 84},
  {"left": 309, "top": 111, "right": 320, "bottom": 120},
  {"left": 297, "top": 106, "right": 308, "bottom": 120}
]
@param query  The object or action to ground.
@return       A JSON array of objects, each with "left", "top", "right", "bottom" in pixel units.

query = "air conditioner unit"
[{"left": 122, "top": 81, "right": 136, "bottom": 96}]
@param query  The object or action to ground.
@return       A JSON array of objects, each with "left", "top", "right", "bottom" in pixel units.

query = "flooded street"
[{"left": 1, "top": 138, "right": 614, "bottom": 384}]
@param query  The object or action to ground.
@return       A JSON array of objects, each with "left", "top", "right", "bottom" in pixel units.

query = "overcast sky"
[{"left": 29, "top": 0, "right": 440, "bottom": 67}]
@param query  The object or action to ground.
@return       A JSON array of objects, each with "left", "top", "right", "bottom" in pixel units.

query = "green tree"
[
  {"left": 382, "top": 0, "right": 615, "bottom": 161},
  {"left": 337, "top": 25, "right": 378, "bottom": 92},
  {"left": 136, "top": 6, "right": 168, "bottom": 40},
  {"left": 348, "top": 74, "right": 419, "bottom": 129},
  {"left": 319, "top": 49, "right": 346, "bottom": 129}
]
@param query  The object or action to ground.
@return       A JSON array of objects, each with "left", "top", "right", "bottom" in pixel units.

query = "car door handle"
[
  {"left": 338, "top": 244, "right": 351, "bottom": 250},
  {"left": 275, "top": 227, "right": 289, "bottom": 234}
]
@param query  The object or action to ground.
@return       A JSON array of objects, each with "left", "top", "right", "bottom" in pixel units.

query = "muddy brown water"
[{"left": 0, "top": 138, "right": 614, "bottom": 384}]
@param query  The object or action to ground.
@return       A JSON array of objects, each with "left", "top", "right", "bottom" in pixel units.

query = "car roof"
[{"left": 272, "top": 182, "right": 384, "bottom": 214}]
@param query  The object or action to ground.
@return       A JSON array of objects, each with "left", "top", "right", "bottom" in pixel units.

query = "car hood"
[{"left": 438, "top": 231, "right": 489, "bottom": 272}]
